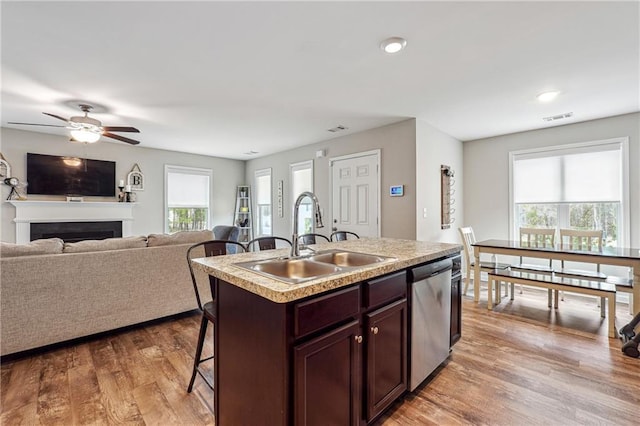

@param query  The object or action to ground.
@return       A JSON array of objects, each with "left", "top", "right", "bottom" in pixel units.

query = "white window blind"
[
  {"left": 167, "top": 172, "right": 210, "bottom": 207},
  {"left": 513, "top": 143, "right": 622, "bottom": 204}
]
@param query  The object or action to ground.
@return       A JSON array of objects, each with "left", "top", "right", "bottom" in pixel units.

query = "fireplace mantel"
[{"left": 8, "top": 201, "right": 136, "bottom": 244}]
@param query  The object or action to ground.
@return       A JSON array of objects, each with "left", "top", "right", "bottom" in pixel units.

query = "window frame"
[
  {"left": 254, "top": 167, "right": 273, "bottom": 237},
  {"left": 164, "top": 164, "right": 213, "bottom": 233},
  {"left": 289, "top": 159, "right": 314, "bottom": 234},
  {"left": 508, "top": 137, "right": 630, "bottom": 246}
]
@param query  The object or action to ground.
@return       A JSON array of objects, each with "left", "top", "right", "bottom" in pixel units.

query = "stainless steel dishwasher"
[{"left": 408, "top": 257, "right": 453, "bottom": 391}]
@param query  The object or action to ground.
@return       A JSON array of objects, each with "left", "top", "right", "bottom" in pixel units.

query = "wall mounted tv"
[{"left": 27, "top": 153, "right": 116, "bottom": 197}]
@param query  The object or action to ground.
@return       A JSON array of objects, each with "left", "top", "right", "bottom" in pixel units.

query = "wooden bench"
[{"left": 487, "top": 270, "right": 617, "bottom": 338}]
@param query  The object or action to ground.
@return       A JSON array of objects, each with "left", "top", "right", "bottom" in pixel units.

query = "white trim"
[
  {"left": 289, "top": 159, "right": 314, "bottom": 231},
  {"left": 328, "top": 149, "right": 382, "bottom": 237},
  {"left": 254, "top": 167, "right": 272, "bottom": 236},
  {"left": 8, "top": 200, "right": 135, "bottom": 244},
  {"left": 508, "top": 137, "right": 629, "bottom": 246},
  {"left": 164, "top": 164, "right": 213, "bottom": 233}
]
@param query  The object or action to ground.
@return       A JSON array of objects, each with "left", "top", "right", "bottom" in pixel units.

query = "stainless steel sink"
[
  {"left": 235, "top": 257, "right": 341, "bottom": 284},
  {"left": 234, "top": 249, "right": 395, "bottom": 284},
  {"left": 309, "top": 251, "right": 388, "bottom": 267}
]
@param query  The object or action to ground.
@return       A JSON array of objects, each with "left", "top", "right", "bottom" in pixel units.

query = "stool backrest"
[
  {"left": 186, "top": 239, "right": 246, "bottom": 310},
  {"left": 247, "top": 236, "right": 292, "bottom": 251},
  {"left": 298, "top": 233, "right": 330, "bottom": 245},
  {"left": 330, "top": 231, "right": 360, "bottom": 241}
]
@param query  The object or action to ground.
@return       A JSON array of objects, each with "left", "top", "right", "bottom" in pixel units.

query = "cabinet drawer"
[
  {"left": 294, "top": 286, "right": 361, "bottom": 339},
  {"left": 364, "top": 271, "right": 407, "bottom": 309}
]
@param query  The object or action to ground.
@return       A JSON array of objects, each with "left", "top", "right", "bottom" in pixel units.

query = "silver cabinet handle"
[
  {"left": 371, "top": 326, "right": 379, "bottom": 335},
  {"left": 355, "top": 335, "right": 363, "bottom": 344}
]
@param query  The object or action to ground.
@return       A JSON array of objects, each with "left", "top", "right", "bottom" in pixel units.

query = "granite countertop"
[{"left": 192, "top": 237, "right": 462, "bottom": 303}]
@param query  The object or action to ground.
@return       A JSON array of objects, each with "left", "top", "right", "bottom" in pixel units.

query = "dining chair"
[
  {"left": 512, "top": 227, "right": 556, "bottom": 296},
  {"left": 556, "top": 229, "right": 607, "bottom": 314},
  {"left": 330, "top": 231, "right": 360, "bottom": 241},
  {"left": 458, "top": 227, "right": 511, "bottom": 300},
  {"left": 186, "top": 239, "right": 246, "bottom": 393},
  {"left": 298, "top": 233, "right": 330, "bottom": 245},
  {"left": 246, "top": 236, "right": 292, "bottom": 251}
]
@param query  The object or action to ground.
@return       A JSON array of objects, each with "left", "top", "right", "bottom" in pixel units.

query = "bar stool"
[
  {"left": 246, "top": 236, "right": 292, "bottom": 251},
  {"left": 298, "top": 233, "right": 330, "bottom": 245},
  {"left": 186, "top": 239, "right": 246, "bottom": 393},
  {"left": 330, "top": 231, "right": 359, "bottom": 241}
]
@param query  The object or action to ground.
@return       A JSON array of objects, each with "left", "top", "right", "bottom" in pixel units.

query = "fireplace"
[
  {"left": 9, "top": 201, "right": 135, "bottom": 244},
  {"left": 30, "top": 221, "right": 123, "bottom": 243}
]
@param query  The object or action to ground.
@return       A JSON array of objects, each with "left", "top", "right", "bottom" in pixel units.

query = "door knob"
[
  {"left": 355, "top": 335, "right": 363, "bottom": 344},
  {"left": 371, "top": 326, "right": 379, "bottom": 335}
]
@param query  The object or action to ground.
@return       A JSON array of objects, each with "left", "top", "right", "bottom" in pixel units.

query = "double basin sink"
[{"left": 234, "top": 249, "right": 395, "bottom": 284}]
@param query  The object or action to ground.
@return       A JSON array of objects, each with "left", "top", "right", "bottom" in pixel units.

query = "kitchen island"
[{"left": 193, "top": 237, "right": 461, "bottom": 425}]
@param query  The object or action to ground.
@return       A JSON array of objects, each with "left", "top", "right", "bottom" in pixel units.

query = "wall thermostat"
[{"left": 390, "top": 185, "right": 404, "bottom": 197}]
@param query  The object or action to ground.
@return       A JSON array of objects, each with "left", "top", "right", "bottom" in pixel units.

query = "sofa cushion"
[
  {"left": 147, "top": 230, "right": 213, "bottom": 247},
  {"left": 63, "top": 236, "right": 148, "bottom": 253},
  {"left": 1, "top": 238, "right": 64, "bottom": 258}
]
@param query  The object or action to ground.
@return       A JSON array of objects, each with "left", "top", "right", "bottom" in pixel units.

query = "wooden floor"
[{"left": 2, "top": 284, "right": 639, "bottom": 425}]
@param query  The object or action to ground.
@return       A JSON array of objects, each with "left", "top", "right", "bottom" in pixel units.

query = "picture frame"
[
  {"left": 127, "top": 163, "right": 144, "bottom": 191},
  {"left": 0, "top": 153, "right": 11, "bottom": 178}
]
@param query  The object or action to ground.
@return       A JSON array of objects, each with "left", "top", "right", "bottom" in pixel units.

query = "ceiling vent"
[
  {"left": 542, "top": 112, "right": 573, "bottom": 122},
  {"left": 328, "top": 125, "right": 349, "bottom": 133}
]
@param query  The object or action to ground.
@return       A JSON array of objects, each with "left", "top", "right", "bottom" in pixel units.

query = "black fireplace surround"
[{"left": 30, "top": 221, "right": 122, "bottom": 243}]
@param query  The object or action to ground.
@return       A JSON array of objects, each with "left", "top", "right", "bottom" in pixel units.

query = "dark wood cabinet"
[
  {"left": 364, "top": 298, "right": 407, "bottom": 422},
  {"left": 214, "top": 260, "right": 458, "bottom": 425},
  {"left": 450, "top": 273, "right": 462, "bottom": 347},
  {"left": 294, "top": 320, "right": 362, "bottom": 426}
]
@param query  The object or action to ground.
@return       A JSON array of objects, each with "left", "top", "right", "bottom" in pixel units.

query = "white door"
[{"left": 331, "top": 152, "right": 379, "bottom": 238}]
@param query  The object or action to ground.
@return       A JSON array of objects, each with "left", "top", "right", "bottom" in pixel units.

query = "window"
[
  {"left": 510, "top": 138, "right": 629, "bottom": 247},
  {"left": 255, "top": 168, "right": 272, "bottom": 236},
  {"left": 165, "top": 165, "right": 212, "bottom": 233},
  {"left": 290, "top": 160, "right": 314, "bottom": 234}
]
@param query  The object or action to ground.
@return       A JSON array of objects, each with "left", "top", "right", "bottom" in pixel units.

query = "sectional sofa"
[{"left": 0, "top": 230, "right": 215, "bottom": 356}]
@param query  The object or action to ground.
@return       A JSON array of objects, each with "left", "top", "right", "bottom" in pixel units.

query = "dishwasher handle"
[{"left": 408, "top": 258, "right": 453, "bottom": 282}]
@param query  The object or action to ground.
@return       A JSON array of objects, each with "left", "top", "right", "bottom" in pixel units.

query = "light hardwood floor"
[{"left": 2, "top": 285, "right": 639, "bottom": 425}]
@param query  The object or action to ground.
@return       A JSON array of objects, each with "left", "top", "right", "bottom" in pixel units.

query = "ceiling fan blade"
[
  {"left": 42, "top": 112, "right": 69, "bottom": 122},
  {"left": 103, "top": 132, "right": 140, "bottom": 145},
  {"left": 102, "top": 126, "right": 140, "bottom": 133},
  {"left": 7, "top": 121, "right": 66, "bottom": 127}
]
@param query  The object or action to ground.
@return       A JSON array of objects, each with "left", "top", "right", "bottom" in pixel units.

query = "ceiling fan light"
[
  {"left": 70, "top": 128, "right": 101, "bottom": 143},
  {"left": 62, "top": 157, "right": 82, "bottom": 167}
]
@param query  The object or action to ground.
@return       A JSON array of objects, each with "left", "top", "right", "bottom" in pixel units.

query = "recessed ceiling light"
[
  {"left": 536, "top": 91, "right": 561, "bottom": 102},
  {"left": 380, "top": 37, "right": 407, "bottom": 54}
]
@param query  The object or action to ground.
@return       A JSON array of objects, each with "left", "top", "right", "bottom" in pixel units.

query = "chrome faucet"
[{"left": 290, "top": 191, "right": 324, "bottom": 257}]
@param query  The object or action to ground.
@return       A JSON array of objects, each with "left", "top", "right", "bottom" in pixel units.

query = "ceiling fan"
[{"left": 8, "top": 104, "right": 141, "bottom": 145}]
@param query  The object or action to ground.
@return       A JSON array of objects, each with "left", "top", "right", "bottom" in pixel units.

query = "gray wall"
[
  {"left": 463, "top": 112, "right": 640, "bottom": 247},
  {"left": 416, "top": 120, "right": 464, "bottom": 243},
  {"left": 245, "top": 119, "right": 417, "bottom": 240},
  {"left": 0, "top": 127, "right": 245, "bottom": 242}
]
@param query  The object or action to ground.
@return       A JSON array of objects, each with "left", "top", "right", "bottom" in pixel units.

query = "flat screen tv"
[{"left": 27, "top": 153, "right": 116, "bottom": 197}]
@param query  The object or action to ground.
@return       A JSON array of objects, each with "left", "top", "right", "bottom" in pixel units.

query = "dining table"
[{"left": 472, "top": 239, "right": 640, "bottom": 315}]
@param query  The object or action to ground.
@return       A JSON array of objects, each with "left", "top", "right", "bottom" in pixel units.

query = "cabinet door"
[
  {"left": 294, "top": 320, "right": 362, "bottom": 426},
  {"left": 365, "top": 299, "right": 407, "bottom": 422},
  {"left": 450, "top": 274, "right": 462, "bottom": 347}
]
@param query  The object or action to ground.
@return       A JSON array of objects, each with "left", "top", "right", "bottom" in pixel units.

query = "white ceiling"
[{"left": 2, "top": 1, "right": 638, "bottom": 160}]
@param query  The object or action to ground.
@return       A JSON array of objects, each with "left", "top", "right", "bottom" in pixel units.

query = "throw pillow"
[{"left": 1, "top": 238, "right": 64, "bottom": 258}]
